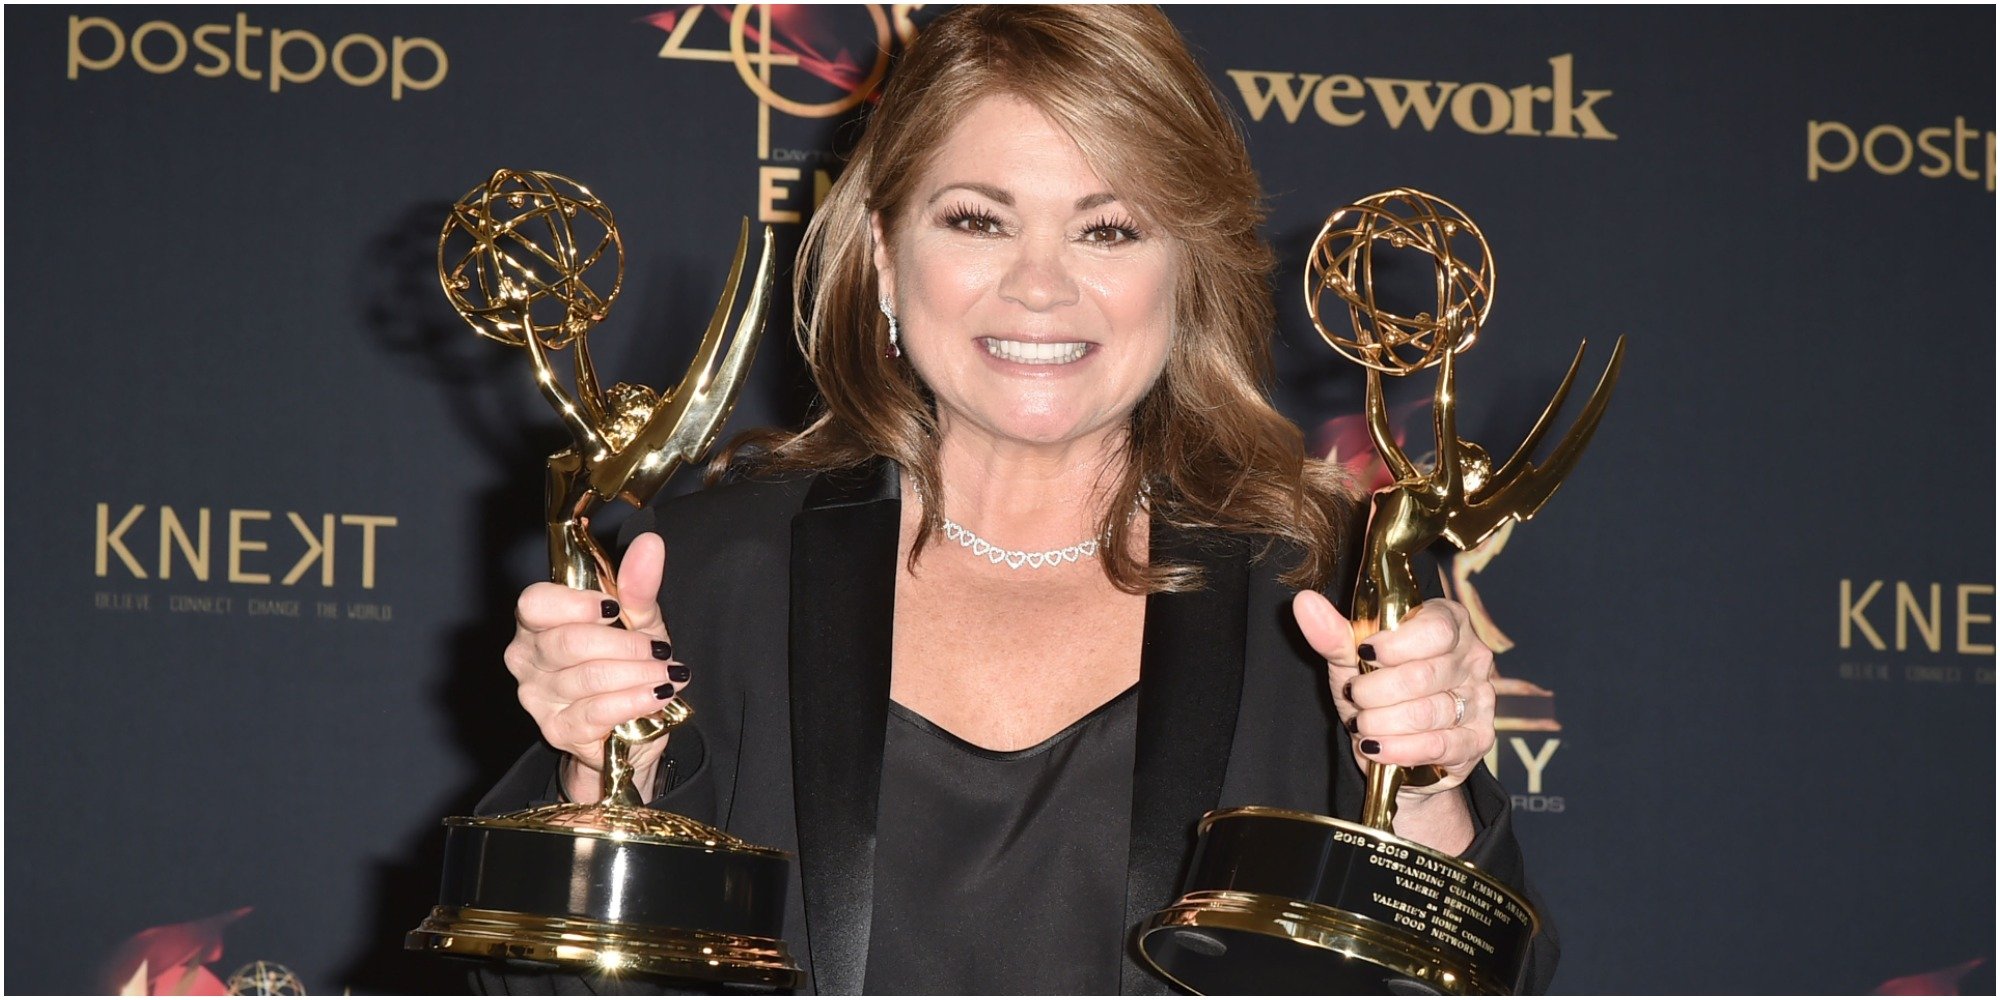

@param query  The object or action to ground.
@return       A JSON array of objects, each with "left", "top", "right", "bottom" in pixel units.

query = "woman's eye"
[
  {"left": 943, "top": 209, "right": 1006, "bottom": 235},
  {"left": 1080, "top": 221, "right": 1142, "bottom": 246}
]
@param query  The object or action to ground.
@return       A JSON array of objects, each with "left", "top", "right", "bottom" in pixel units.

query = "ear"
[{"left": 870, "top": 210, "right": 895, "bottom": 309}]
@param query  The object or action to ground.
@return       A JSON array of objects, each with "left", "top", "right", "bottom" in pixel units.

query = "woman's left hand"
[{"left": 1293, "top": 591, "right": 1496, "bottom": 847}]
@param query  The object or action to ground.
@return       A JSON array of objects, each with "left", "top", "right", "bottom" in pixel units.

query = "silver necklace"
[
  {"left": 939, "top": 517, "right": 1108, "bottom": 570},
  {"left": 910, "top": 478, "right": 1136, "bottom": 571}
]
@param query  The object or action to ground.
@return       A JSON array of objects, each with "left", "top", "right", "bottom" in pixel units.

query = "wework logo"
[{"left": 1226, "top": 54, "right": 1614, "bottom": 140}]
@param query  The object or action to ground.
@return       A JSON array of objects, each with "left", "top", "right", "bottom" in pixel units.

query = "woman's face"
[{"left": 873, "top": 95, "right": 1178, "bottom": 454}]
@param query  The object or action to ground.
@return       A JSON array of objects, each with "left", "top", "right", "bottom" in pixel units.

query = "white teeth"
[{"left": 983, "top": 339, "right": 1089, "bottom": 365}]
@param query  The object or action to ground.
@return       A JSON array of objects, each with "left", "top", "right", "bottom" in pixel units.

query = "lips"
[{"left": 981, "top": 337, "right": 1091, "bottom": 365}]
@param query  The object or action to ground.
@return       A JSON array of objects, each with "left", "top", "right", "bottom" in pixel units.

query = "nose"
[{"left": 997, "top": 240, "right": 1079, "bottom": 312}]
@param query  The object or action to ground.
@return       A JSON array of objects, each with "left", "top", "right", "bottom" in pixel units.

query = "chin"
[{"left": 980, "top": 403, "right": 1121, "bottom": 448}]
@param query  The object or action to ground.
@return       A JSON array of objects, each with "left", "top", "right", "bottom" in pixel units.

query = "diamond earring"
[{"left": 879, "top": 296, "right": 901, "bottom": 359}]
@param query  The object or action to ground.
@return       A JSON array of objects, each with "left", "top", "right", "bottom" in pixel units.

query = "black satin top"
[{"left": 862, "top": 688, "right": 1140, "bottom": 995}]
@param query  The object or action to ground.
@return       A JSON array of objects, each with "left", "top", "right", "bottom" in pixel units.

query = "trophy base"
[
  {"left": 1138, "top": 807, "right": 1538, "bottom": 996},
  {"left": 406, "top": 804, "right": 800, "bottom": 987},
  {"left": 408, "top": 906, "right": 796, "bottom": 984}
]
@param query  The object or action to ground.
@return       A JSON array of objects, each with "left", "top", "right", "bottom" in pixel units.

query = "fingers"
[
  {"left": 1353, "top": 686, "right": 1495, "bottom": 758},
  {"left": 507, "top": 621, "right": 675, "bottom": 679},
  {"left": 508, "top": 533, "right": 676, "bottom": 689},
  {"left": 616, "top": 533, "right": 669, "bottom": 637},
  {"left": 1352, "top": 652, "right": 1454, "bottom": 707},
  {"left": 1344, "top": 599, "right": 1497, "bottom": 781},
  {"left": 504, "top": 534, "right": 687, "bottom": 763},
  {"left": 524, "top": 654, "right": 691, "bottom": 750},
  {"left": 1292, "top": 590, "right": 1360, "bottom": 670},
  {"left": 1296, "top": 591, "right": 1366, "bottom": 729},
  {"left": 540, "top": 685, "right": 682, "bottom": 755},
  {"left": 1354, "top": 719, "right": 1495, "bottom": 770},
  {"left": 512, "top": 531, "right": 669, "bottom": 639},
  {"left": 516, "top": 580, "right": 624, "bottom": 633},
  {"left": 511, "top": 629, "right": 689, "bottom": 752},
  {"left": 1357, "top": 600, "right": 1464, "bottom": 670},
  {"left": 1349, "top": 602, "right": 1491, "bottom": 707},
  {"left": 544, "top": 657, "right": 681, "bottom": 703}
]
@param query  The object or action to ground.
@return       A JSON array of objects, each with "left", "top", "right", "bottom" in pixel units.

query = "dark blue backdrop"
[{"left": 7, "top": 6, "right": 1993, "bottom": 994}]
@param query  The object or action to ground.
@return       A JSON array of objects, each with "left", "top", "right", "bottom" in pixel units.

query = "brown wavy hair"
[{"left": 727, "top": 5, "right": 1356, "bottom": 592}]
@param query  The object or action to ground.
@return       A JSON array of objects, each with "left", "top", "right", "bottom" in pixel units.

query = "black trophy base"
[
  {"left": 406, "top": 808, "right": 799, "bottom": 987},
  {"left": 1138, "top": 807, "right": 1539, "bottom": 996}
]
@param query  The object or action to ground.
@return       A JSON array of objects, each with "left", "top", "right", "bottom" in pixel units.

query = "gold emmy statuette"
[
  {"left": 1140, "top": 190, "right": 1623, "bottom": 995},
  {"left": 405, "top": 169, "right": 799, "bottom": 987}
]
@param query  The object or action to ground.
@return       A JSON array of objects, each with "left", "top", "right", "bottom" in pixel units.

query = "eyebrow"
[{"left": 926, "top": 183, "right": 1121, "bottom": 212}]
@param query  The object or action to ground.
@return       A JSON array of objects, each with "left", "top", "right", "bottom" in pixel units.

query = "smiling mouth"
[{"left": 982, "top": 338, "right": 1091, "bottom": 365}]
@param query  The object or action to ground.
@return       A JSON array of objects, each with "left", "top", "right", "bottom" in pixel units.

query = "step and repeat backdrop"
[{"left": 6, "top": 6, "right": 1993, "bottom": 995}]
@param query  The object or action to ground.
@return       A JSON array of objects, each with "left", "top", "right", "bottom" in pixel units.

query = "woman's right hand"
[{"left": 504, "top": 532, "right": 685, "bottom": 804}]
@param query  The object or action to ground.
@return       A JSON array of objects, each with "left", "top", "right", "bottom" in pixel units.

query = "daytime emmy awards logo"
[{"left": 649, "top": 5, "right": 922, "bottom": 225}]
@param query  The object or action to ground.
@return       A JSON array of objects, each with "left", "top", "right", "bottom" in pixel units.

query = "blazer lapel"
[
  {"left": 1121, "top": 525, "right": 1250, "bottom": 994},
  {"left": 789, "top": 461, "right": 901, "bottom": 995}
]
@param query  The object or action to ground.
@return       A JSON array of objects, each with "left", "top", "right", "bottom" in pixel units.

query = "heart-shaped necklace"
[
  {"left": 939, "top": 518, "right": 1108, "bottom": 570},
  {"left": 915, "top": 479, "right": 1145, "bottom": 572}
]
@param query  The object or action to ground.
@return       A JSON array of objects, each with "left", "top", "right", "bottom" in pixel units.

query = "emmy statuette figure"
[
  {"left": 406, "top": 170, "right": 800, "bottom": 986},
  {"left": 1139, "top": 190, "right": 1623, "bottom": 995}
]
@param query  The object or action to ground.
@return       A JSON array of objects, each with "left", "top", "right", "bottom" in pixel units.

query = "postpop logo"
[
  {"left": 66, "top": 13, "right": 447, "bottom": 100},
  {"left": 1807, "top": 117, "right": 1994, "bottom": 191}
]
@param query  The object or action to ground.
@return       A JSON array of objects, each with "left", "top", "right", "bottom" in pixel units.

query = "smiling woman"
[
  {"left": 773, "top": 5, "right": 1353, "bottom": 597},
  {"left": 873, "top": 95, "right": 1179, "bottom": 469},
  {"left": 483, "top": 5, "right": 1558, "bottom": 995}
]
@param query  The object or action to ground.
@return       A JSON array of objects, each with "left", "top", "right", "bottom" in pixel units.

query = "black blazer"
[{"left": 476, "top": 461, "right": 1558, "bottom": 994}]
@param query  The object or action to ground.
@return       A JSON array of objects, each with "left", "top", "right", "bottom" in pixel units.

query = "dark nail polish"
[
  {"left": 602, "top": 599, "right": 620, "bottom": 619},
  {"left": 1357, "top": 643, "right": 1377, "bottom": 661},
  {"left": 1342, "top": 681, "right": 1354, "bottom": 703},
  {"left": 654, "top": 682, "right": 677, "bottom": 700},
  {"left": 652, "top": 640, "right": 673, "bottom": 660},
  {"left": 1360, "top": 739, "right": 1381, "bottom": 755},
  {"left": 668, "top": 663, "right": 690, "bottom": 683},
  {"left": 1344, "top": 715, "right": 1360, "bottom": 734}
]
